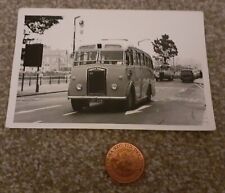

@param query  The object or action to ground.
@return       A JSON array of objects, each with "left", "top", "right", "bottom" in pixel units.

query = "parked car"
[
  {"left": 180, "top": 69, "right": 201, "bottom": 82},
  {"left": 155, "top": 64, "right": 175, "bottom": 81},
  {"left": 154, "top": 70, "right": 160, "bottom": 81},
  {"left": 174, "top": 71, "right": 181, "bottom": 79}
]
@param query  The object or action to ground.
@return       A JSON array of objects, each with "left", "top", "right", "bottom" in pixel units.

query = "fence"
[{"left": 18, "top": 76, "right": 69, "bottom": 87}]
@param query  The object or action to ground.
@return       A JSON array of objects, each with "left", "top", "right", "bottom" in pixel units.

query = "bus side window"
[
  {"left": 146, "top": 57, "right": 150, "bottom": 67},
  {"left": 133, "top": 50, "right": 137, "bottom": 65},
  {"left": 126, "top": 51, "right": 130, "bottom": 66},
  {"left": 146, "top": 56, "right": 149, "bottom": 67},
  {"left": 141, "top": 54, "right": 145, "bottom": 66},
  {"left": 140, "top": 53, "right": 142, "bottom": 66},
  {"left": 129, "top": 50, "right": 133, "bottom": 65},
  {"left": 137, "top": 53, "right": 141, "bottom": 66},
  {"left": 150, "top": 58, "right": 153, "bottom": 69},
  {"left": 147, "top": 56, "right": 150, "bottom": 67},
  {"left": 143, "top": 54, "right": 146, "bottom": 66},
  {"left": 135, "top": 52, "right": 138, "bottom": 66}
]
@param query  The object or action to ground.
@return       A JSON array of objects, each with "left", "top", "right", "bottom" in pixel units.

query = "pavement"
[
  {"left": 14, "top": 79, "right": 207, "bottom": 126},
  {"left": 17, "top": 83, "right": 69, "bottom": 97}
]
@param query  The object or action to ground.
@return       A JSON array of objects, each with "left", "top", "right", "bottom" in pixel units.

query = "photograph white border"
[{"left": 5, "top": 8, "right": 216, "bottom": 131}]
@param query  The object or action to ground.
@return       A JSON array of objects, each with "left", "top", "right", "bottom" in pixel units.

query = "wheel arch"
[
  {"left": 147, "top": 83, "right": 152, "bottom": 95},
  {"left": 126, "top": 81, "right": 136, "bottom": 98}
]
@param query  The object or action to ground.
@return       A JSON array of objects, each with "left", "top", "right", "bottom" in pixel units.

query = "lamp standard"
[{"left": 72, "top": 16, "right": 81, "bottom": 57}]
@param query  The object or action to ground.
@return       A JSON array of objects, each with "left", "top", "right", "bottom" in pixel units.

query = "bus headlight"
[
  {"left": 76, "top": 83, "right": 82, "bottom": 91},
  {"left": 111, "top": 83, "right": 118, "bottom": 90}
]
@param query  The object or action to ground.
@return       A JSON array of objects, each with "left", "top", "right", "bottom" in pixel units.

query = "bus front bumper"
[{"left": 68, "top": 96, "right": 127, "bottom": 100}]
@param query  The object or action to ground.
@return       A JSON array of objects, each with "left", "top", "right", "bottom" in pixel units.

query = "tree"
[
  {"left": 24, "top": 15, "right": 63, "bottom": 34},
  {"left": 22, "top": 16, "right": 63, "bottom": 58},
  {"left": 152, "top": 34, "right": 178, "bottom": 64}
]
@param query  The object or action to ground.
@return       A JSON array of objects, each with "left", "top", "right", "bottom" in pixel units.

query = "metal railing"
[{"left": 18, "top": 76, "right": 69, "bottom": 86}]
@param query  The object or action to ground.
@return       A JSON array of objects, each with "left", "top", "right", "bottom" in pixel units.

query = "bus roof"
[
  {"left": 77, "top": 41, "right": 151, "bottom": 58},
  {"left": 78, "top": 42, "right": 130, "bottom": 51}
]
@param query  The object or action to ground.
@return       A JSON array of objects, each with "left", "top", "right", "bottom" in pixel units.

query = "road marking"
[
  {"left": 194, "top": 83, "right": 204, "bottom": 89},
  {"left": 179, "top": 88, "right": 187, "bottom": 93},
  {"left": 152, "top": 98, "right": 161, "bottom": 102},
  {"left": 15, "top": 105, "right": 61, "bottom": 115},
  {"left": 157, "top": 86, "right": 183, "bottom": 89},
  {"left": 63, "top": 111, "right": 77, "bottom": 116},
  {"left": 33, "top": 120, "right": 43, "bottom": 123},
  {"left": 125, "top": 105, "right": 152, "bottom": 115}
]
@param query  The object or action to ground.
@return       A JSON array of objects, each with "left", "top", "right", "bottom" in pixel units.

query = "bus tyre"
[
  {"left": 71, "top": 99, "right": 88, "bottom": 111},
  {"left": 146, "top": 85, "right": 152, "bottom": 102},
  {"left": 125, "top": 91, "right": 135, "bottom": 110}
]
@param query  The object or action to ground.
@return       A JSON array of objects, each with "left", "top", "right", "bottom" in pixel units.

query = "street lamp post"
[{"left": 72, "top": 16, "right": 81, "bottom": 57}]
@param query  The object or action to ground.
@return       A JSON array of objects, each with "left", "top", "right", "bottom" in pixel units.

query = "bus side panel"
[
  {"left": 128, "top": 65, "right": 141, "bottom": 99},
  {"left": 150, "top": 79, "right": 156, "bottom": 96},
  {"left": 142, "top": 66, "right": 148, "bottom": 97},
  {"left": 141, "top": 66, "right": 155, "bottom": 98}
]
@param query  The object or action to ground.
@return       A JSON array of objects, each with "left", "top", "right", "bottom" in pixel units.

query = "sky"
[{"left": 26, "top": 10, "right": 207, "bottom": 67}]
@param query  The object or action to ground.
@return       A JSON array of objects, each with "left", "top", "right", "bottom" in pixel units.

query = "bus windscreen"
[
  {"left": 100, "top": 51, "right": 123, "bottom": 64},
  {"left": 74, "top": 51, "right": 97, "bottom": 65}
]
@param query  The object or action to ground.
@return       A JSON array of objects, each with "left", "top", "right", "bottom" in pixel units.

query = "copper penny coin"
[{"left": 105, "top": 142, "right": 145, "bottom": 183}]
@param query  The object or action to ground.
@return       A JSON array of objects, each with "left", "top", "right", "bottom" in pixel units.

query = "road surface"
[{"left": 14, "top": 79, "right": 206, "bottom": 125}]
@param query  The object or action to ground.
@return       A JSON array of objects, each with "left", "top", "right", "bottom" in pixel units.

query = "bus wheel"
[
  {"left": 146, "top": 85, "right": 152, "bottom": 102},
  {"left": 71, "top": 99, "right": 88, "bottom": 111},
  {"left": 125, "top": 90, "right": 135, "bottom": 110}
]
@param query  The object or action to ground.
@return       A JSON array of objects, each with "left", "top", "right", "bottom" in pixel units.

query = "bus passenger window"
[
  {"left": 126, "top": 52, "right": 129, "bottom": 65},
  {"left": 146, "top": 57, "right": 149, "bottom": 67},
  {"left": 145, "top": 56, "right": 148, "bottom": 66},
  {"left": 141, "top": 54, "right": 144, "bottom": 66},
  {"left": 133, "top": 50, "right": 137, "bottom": 65},
  {"left": 142, "top": 54, "right": 145, "bottom": 66},
  {"left": 137, "top": 53, "right": 141, "bottom": 66},
  {"left": 150, "top": 58, "right": 153, "bottom": 69},
  {"left": 129, "top": 51, "right": 133, "bottom": 65}
]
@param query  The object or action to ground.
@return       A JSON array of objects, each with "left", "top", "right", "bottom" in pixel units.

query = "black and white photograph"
[{"left": 6, "top": 8, "right": 216, "bottom": 130}]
